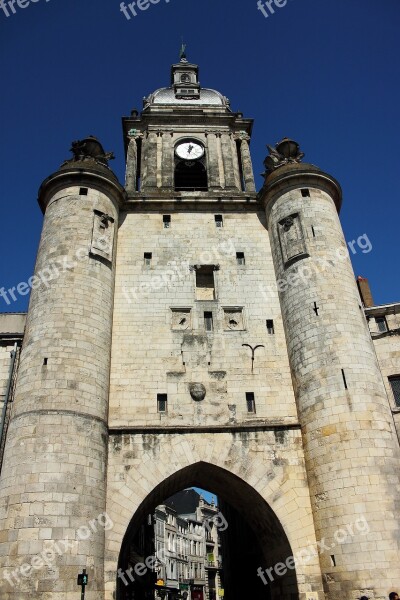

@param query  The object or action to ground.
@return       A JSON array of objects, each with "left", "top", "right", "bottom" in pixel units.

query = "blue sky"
[
  {"left": 193, "top": 488, "right": 218, "bottom": 505},
  {"left": 0, "top": 0, "right": 399, "bottom": 311}
]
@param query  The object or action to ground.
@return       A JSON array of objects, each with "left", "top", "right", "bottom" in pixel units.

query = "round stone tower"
[
  {"left": 0, "top": 138, "right": 125, "bottom": 600},
  {"left": 259, "top": 139, "right": 400, "bottom": 600}
]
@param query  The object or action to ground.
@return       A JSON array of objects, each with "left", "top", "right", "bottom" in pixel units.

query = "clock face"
[{"left": 176, "top": 141, "right": 204, "bottom": 160}]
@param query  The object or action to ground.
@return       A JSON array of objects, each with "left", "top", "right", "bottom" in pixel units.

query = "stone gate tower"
[{"left": 0, "top": 54, "right": 399, "bottom": 600}]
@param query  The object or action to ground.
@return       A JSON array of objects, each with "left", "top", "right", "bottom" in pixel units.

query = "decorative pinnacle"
[
  {"left": 65, "top": 136, "right": 115, "bottom": 167},
  {"left": 263, "top": 137, "right": 305, "bottom": 174},
  {"left": 179, "top": 39, "right": 187, "bottom": 61}
]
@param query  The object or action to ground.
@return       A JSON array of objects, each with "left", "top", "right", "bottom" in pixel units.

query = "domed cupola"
[{"left": 143, "top": 48, "right": 231, "bottom": 110}]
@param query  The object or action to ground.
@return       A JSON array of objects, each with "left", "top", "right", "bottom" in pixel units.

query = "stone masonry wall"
[{"left": 110, "top": 206, "right": 298, "bottom": 428}]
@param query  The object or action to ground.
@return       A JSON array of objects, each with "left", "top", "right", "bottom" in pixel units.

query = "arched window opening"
[{"left": 174, "top": 160, "right": 208, "bottom": 191}]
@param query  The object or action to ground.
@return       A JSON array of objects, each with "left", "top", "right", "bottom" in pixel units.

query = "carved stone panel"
[
  {"left": 171, "top": 308, "right": 192, "bottom": 331},
  {"left": 223, "top": 308, "right": 244, "bottom": 331},
  {"left": 90, "top": 210, "right": 115, "bottom": 262},
  {"left": 278, "top": 213, "right": 308, "bottom": 267}
]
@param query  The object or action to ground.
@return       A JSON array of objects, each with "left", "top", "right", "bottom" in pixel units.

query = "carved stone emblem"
[
  {"left": 278, "top": 213, "right": 309, "bottom": 267},
  {"left": 189, "top": 383, "right": 206, "bottom": 402},
  {"left": 171, "top": 308, "right": 191, "bottom": 331},
  {"left": 90, "top": 210, "right": 115, "bottom": 262}
]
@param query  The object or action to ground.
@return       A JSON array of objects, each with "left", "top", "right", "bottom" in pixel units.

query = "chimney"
[{"left": 357, "top": 276, "right": 374, "bottom": 307}]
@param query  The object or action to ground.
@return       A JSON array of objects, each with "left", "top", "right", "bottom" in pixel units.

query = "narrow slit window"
[
  {"left": 246, "top": 392, "right": 256, "bottom": 413},
  {"left": 312, "top": 226, "right": 316, "bottom": 238},
  {"left": 236, "top": 252, "right": 245, "bottom": 265},
  {"left": 330, "top": 555, "right": 336, "bottom": 567},
  {"left": 144, "top": 252, "right": 152, "bottom": 266},
  {"left": 204, "top": 312, "right": 213, "bottom": 332},
  {"left": 301, "top": 189, "right": 310, "bottom": 197},
  {"left": 375, "top": 316, "right": 388, "bottom": 333},
  {"left": 157, "top": 394, "right": 167, "bottom": 413},
  {"left": 163, "top": 215, "right": 171, "bottom": 229},
  {"left": 43, "top": 358, "right": 48, "bottom": 366},
  {"left": 389, "top": 377, "right": 400, "bottom": 407},
  {"left": 79, "top": 187, "right": 88, "bottom": 196},
  {"left": 215, "top": 215, "right": 223, "bottom": 228},
  {"left": 341, "top": 369, "right": 348, "bottom": 390},
  {"left": 266, "top": 320, "right": 274, "bottom": 334},
  {"left": 196, "top": 266, "right": 216, "bottom": 300}
]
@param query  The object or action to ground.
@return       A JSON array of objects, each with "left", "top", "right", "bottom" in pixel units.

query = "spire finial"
[{"left": 179, "top": 38, "right": 187, "bottom": 61}]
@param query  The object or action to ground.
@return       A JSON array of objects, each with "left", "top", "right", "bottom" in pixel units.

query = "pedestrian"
[{"left": 389, "top": 593, "right": 399, "bottom": 600}]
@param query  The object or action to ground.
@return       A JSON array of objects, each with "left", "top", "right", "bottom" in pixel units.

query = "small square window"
[
  {"left": 204, "top": 312, "right": 213, "bottom": 332},
  {"left": 236, "top": 252, "right": 245, "bottom": 265},
  {"left": 196, "top": 266, "right": 216, "bottom": 301},
  {"left": 266, "top": 319, "right": 274, "bottom": 334},
  {"left": 376, "top": 316, "right": 388, "bottom": 333},
  {"left": 389, "top": 377, "right": 400, "bottom": 407},
  {"left": 163, "top": 215, "right": 171, "bottom": 228},
  {"left": 79, "top": 187, "right": 88, "bottom": 196},
  {"left": 157, "top": 394, "right": 167, "bottom": 413},
  {"left": 215, "top": 215, "right": 223, "bottom": 228},
  {"left": 144, "top": 252, "right": 152, "bottom": 266},
  {"left": 301, "top": 189, "right": 310, "bottom": 197},
  {"left": 246, "top": 392, "right": 256, "bottom": 413}
]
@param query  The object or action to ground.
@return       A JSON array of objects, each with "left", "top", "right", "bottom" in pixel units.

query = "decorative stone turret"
[
  {"left": 259, "top": 138, "right": 400, "bottom": 600},
  {"left": 0, "top": 138, "right": 125, "bottom": 600}
]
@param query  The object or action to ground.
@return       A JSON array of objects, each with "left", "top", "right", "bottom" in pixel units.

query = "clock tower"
[
  {"left": 123, "top": 54, "right": 256, "bottom": 197},
  {"left": 1, "top": 51, "right": 400, "bottom": 600}
]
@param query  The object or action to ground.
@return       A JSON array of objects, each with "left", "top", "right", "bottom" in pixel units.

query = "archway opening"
[
  {"left": 117, "top": 462, "right": 298, "bottom": 600},
  {"left": 174, "top": 161, "right": 208, "bottom": 191}
]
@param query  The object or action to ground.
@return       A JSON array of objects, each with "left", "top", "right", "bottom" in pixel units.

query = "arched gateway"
[
  {"left": 1, "top": 52, "right": 400, "bottom": 600},
  {"left": 105, "top": 436, "right": 323, "bottom": 600}
]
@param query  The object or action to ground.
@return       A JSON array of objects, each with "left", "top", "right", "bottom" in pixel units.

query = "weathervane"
[{"left": 180, "top": 38, "right": 187, "bottom": 61}]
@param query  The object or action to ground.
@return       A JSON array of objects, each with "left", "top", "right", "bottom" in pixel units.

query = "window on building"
[
  {"left": 246, "top": 392, "right": 256, "bottom": 413},
  {"left": 376, "top": 316, "right": 388, "bottom": 333},
  {"left": 174, "top": 161, "right": 208, "bottom": 191},
  {"left": 389, "top": 377, "right": 400, "bottom": 407},
  {"left": 236, "top": 252, "right": 245, "bottom": 265},
  {"left": 144, "top": 252, "right": 152, "bottom": 266},
  {"left": 79, "top": 187, "right": 88, "bottom": 196},
  {"left": 196, "top": 266, "right": 216, "bottom": 300},
  {"left": 163, "top": 215, "right": 171, "bottom": 228},
  {"left": 301, "top": 188, "right": 310, "bottom": 197},
  {"left": 204, "top": 312, "right": 214, "bottom": 332},
  {"left": 157, "top": 394, "right": 167, "bottom": 413},
  {"left": 215, "top": 214, "right": 223, "bottom": 228},
  {"left": 266, "top": 319, "right": 274, "bottom": 334}
]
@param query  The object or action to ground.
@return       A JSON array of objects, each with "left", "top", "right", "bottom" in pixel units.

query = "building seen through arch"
[{"left": 0, "top": 52, "right": 400, "bottom": 600}]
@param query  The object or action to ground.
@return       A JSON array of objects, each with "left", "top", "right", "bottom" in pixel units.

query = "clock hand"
[{"left": 187, "top": 144, "right": 193, "bottom": 154}]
